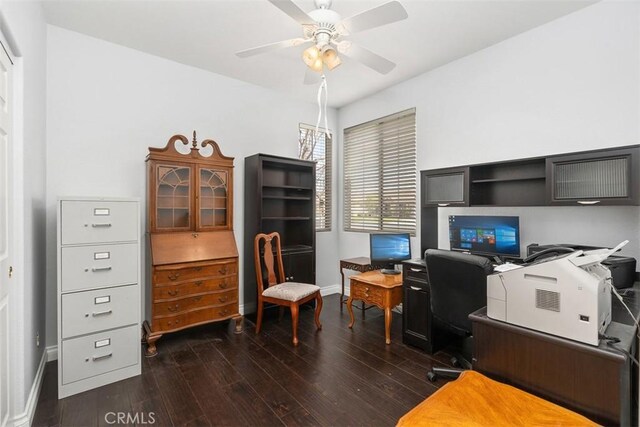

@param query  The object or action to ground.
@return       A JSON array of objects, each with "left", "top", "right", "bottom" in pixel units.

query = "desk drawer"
[
  {"left": 351, "top": 282, "right": 384, "bottom": 306},
  {"left": 153, "top": 261, "right": 237, "bottom": 284},
  {"left": 61, "top": 284, "right": 139, "bottom": 339},
  {"left": 61, "top": 243, "right": 138, "bottom": 292},
  {"left": 403, "top": 264, "right": 428, "bottom": 283},
  {"left": 153, "top": 289, "right": 237, "bottom": 317},
  {"left": 152, "top": 302, "right": 238, "bottom": 332},
  {"left": 153, "top": 276, "right": 237, "bottom": 300},
  {"left": 61, "top": 200, "right": 138, "bottom": 245},
  {"left": 61, "top": 324, "right": 138, "bottom": 385}
]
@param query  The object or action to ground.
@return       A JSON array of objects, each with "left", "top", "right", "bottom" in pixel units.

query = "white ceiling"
[{"left": 43, "top": 0, "right": 597, "bottom": 107}]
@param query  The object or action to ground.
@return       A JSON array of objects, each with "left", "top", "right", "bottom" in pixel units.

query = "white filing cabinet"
[{"left": 57, "top": 197, "right": 141, "bottom": 398}]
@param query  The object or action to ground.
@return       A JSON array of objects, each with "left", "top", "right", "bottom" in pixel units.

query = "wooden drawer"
[
  {"left": 61, "top": 284, "right": 139, "bottom": 339},
  {"left": 61, "top": 324, "right": 139, "bottom": 385},
  {"left": 153, "top": 276, "right": 237, "bottom": 300},
  {"left": 61, "top": 200, "right": 138, "bottom": 245},
  {"left": 153, "top": 261, "right": 237, "bottom": 284},
  {"left": 351, "top": 282, "right": 384, "bottom": 306},
  {"left": 153, "top": 289, "right": 237, "bottom": 317},
  {"left": 153, "top": 302, "right": 238, "bottom": 332},
  {"left": 61, "top": 243, "right": 138, "bottom": 292}
]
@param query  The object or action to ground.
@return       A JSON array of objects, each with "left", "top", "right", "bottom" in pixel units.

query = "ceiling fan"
[{"left": 236, "top": 0, "right": 408, "bottom": 80}]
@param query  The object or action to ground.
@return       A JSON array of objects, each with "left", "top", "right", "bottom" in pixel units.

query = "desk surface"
[{"left": 351, "top": 270, "right": 403, "bottom": 288}]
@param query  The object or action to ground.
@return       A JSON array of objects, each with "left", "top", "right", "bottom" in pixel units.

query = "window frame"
[{"left": 298, "top": 123, "right": 332, "bottom": 232}]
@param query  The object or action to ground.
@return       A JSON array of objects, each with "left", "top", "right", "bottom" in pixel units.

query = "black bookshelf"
[{"left": 244, "top": 154, "right": 316, "bottom": 314}]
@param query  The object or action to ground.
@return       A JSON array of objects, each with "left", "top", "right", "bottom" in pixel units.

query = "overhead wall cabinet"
[
  {"left": 547, "top": 146, "right": 639, "bottom": 206},
  {"left": 57, "top": 197, "right": 141, "bottom": 398},
  {"left": 244, "top": 154, "right": 316, "bottom": 314},
  {"left": 144, "top": 132, "right": 242, "bottom": 357},
  {"left": 422, "top": 167, "right": 469, "bottom": 207}
]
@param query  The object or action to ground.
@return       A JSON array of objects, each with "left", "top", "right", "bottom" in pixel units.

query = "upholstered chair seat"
[{"left": 262, "top": 283, "right": 321, "bottom": 301}]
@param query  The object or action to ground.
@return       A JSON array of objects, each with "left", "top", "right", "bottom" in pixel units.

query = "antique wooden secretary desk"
[{"left": 143, "top": 132, "right": 242, "bottom": 356}]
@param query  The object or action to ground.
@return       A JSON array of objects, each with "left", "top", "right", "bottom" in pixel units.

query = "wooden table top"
[{"left": 351, "top": 271, "right": 403, "bottom": 288}]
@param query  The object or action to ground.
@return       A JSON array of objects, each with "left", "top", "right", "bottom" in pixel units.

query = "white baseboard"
[
  {"left": 320, "top": 284, "right": 341, "bottom": 296},
  {"left": 45, "top": 345, "right": 58, "bottom": 362},
  {"left": 12, "top": 349, "right": 47, "bottom": 427}
]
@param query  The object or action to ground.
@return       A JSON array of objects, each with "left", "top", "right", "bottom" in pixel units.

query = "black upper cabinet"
[
  {"left": 422, "top": 167, "right": 469, "bottom": 207},
  {"left": 244, "top": 154, "right": 316, "bottom": 314},
  {"left": 546, "top": 146, "right": 640, "bottom": 206}
]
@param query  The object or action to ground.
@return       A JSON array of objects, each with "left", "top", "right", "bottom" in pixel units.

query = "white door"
[{"left": 0, "top": 42, "right": 13, "bottom": 427}]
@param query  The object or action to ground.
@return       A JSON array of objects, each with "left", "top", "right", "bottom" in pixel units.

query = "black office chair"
[{"left": 424, "top": 249, "right": 493, "bottom": 381}]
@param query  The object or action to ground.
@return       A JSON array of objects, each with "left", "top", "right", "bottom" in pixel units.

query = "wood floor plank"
[
  {"left": 223, "top": 380, "right": 285, "bottom": 426},
  {"left": 152, "top": 366, "right": 205, "bottom": 426}
]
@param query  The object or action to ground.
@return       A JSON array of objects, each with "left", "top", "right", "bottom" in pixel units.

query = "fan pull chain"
[{"left": 315, "top": 74, "right": 331, "bottom": 140}]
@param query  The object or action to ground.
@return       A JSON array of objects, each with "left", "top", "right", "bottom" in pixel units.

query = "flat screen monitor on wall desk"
[
  {"left": 370, "top": 233, "right": 411, "bottom": 275},
  {"left": 449, "top": 215, "right": 520, "bottom": 262}
]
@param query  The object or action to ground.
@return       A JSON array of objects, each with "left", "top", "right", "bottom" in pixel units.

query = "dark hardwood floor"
[{"left": 33, "top": 294, "right": 455, "bottom": 427}]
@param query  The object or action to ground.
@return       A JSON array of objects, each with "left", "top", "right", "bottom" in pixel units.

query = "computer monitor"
[
  {"left": 370, "top": 233, "right": 411, "bottom": 275},
  {"left": 449, "top": 215, "right": 520, "bottom": 259}
]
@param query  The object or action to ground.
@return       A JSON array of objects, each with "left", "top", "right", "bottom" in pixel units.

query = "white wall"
[
  {"left": 0, "top": 0, "right": 47, "bottom": 421},
  {"left": 338, "top": 1, "right": 640, "bottom": 263},
  {"left": 45, "top": 26, "right": 338, "bottom": 346}
]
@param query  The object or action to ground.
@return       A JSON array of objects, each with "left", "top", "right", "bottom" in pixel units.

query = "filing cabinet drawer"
[
  {"left": 61, "top": 324, "right": 138, "bottom": 385},
  {"left": 153, "top": 261, "right": 237, "bottom": 284},
  {"left": 61, "top": 243, "right": 138, "bottom": 292},
  {"left": 153, "top": 276, "right": 237, "bottom": 300},
  {"left": 61, "top": 284, "right": 139, "bottom": 339},
  {"left": 61, "top": 200, "right": 138, "bottom": 245}
]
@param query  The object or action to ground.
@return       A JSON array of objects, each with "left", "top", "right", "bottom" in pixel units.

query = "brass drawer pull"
[
  {"left": 218, "top": 296, "right": 229, "bottom": 303},
  {"left": 194, "top": 266, "right": 203, "bottom": 272},
  {"left": 218, "top": 266, "right": 228, "bottom": 274},
  {"left": 168, "top": 272, "right": 181, "bottom": 281},
  {"left": 219, "top": 282, "right": 228, "bottom": 289},
  {"left": 167, "top": 304, "right": 180, "bottom": 312},
  {"left": 167, "top": 320, "right": 180, "bottom": 326},
  {"left": 167, "top": 289, "right": 178, "bottom": 297},
  {"left": 194, "top": 281, "right": 203, "bottom": 286},
  {"left": 219, "top": 309, "right": 229, "bottom": 316},
  {"left": 92, "top": 353, "right": 113, "bottom": 361},
  {"left": 193, "top": 296, "right": 203, "bottom": 302}
]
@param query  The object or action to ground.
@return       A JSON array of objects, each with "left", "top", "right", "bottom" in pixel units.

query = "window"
[
  {"left": 299, "top": 124, "right": 332, "bottom": 231},
  {"left": 343, "top": 109, "right": 416, "bottom": 234}
]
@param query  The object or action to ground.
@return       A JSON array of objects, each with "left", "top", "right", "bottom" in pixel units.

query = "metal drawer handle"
[
  {"left": 91, "top": 223, "right": 112, "bottom": 228},
  {"left": 167, "top": 320, "right": 180, "bottom": 326},
  {"left": 194, "top": 267, "right": 202, "bottom": 272},
  {"left": 168, "top": 272, "right": 180, "bottom": 281},
  {"left": 219, "top": 309, "right": 229, "bottom": 316},
  {"left": 92, "top": 309, "right": 112, "bottom": 317},
  {"left": 219, "top": 282, "right": 228, "bottom": 289},
  {"left": 577, "top": 200, "right": 600, "bottom": 205},
  {"left": 193, "top": 296, "right": 203, "bottom": 302},
  {"left": 91, "top": 266, "right": 112, "bottom": 272},
  {"left": 167, "top": 304, "right": 180, "bottom": 312},
  {"left": 410, "top": 268, "right": 422, "bottom": 272},
  {"left": 194, "top": 281, "right": 203, "bottom": 286},
  {"left": 218, "top": 296, "right": 229, "bottom": 303},
  {"left": 410, "top": 286, "right": 422, "bottom": 291},
  {"left": 219, "top": 266, "right": 228, "bottom": 274},
  {"left": 93, "top": 353, "right": 113, "bottom": 361},
  {"left": 437, "top": 203, "right": 450, "bottom": 207},
  {"left": 167, "top": 290, "right": 178, "bottom": 297}
]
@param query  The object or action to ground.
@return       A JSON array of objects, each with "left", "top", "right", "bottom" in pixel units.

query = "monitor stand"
[{"left": 380, "top": 264, "right": 401, "bottom": 275}]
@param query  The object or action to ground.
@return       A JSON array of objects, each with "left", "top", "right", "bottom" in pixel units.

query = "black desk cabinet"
[{"left": 402, "top": 260, "right": 433, "bottom": 352}]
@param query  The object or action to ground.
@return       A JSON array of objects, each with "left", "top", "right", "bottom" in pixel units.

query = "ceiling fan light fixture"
[
  {"left": 302, "top": 45, "right": 320, "bottom": 66},
  {"left": 321, "top": 45, "right": 341, "bottom": 70}
]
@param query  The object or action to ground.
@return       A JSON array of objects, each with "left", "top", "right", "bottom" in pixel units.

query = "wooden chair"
[{"left": 254, "top": 232, "right": 322, "bottom": 345}]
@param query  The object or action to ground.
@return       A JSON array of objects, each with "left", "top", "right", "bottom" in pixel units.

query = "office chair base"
[{"left": 427, "top": 367, "right": 465, "bottom": 382}]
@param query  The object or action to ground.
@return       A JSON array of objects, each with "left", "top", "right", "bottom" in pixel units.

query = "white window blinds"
[
  {"left": 344, "top": 109, "right": 416, "bottom": 234},
  {"left": 299, "top": 124, "right": 332, "bottom": 231}
]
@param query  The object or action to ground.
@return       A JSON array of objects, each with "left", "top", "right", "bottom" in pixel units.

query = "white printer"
[{"left": 487, "top": 241, "right": 628, "bottom": 346}]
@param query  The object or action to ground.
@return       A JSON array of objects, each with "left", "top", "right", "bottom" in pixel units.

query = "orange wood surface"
[
  {"left": 397, "top": 370, "right": 599, "bottom": 427},
  {"left": 150, "top": 230, "right": 238, "bottom": 265}
]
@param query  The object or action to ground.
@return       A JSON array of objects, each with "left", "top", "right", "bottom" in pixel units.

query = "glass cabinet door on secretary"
[
  {"left": 197, "top": 166, "right": 233, "bottom": 230},
  {"left": 152, "top": 162, "right": 193, "bottom": 231}
]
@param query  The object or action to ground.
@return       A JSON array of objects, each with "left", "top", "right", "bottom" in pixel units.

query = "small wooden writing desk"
[
  {"left": 339, "top": 257, "right": 389, "bottom": 311},
  {"left": 347, "top": 271, "right": 403, "bottom": 344}
]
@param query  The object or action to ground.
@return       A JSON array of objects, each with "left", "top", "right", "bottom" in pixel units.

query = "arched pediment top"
[{"left": 147, "top": 131, "right": 234, "bottom": 164}]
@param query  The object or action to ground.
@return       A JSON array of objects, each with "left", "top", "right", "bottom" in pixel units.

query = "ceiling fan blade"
[
  {"left": 341, "top": 43, "right": 396, "bottom": 74},
  {"left": 268, "top": 0, "right": 315, "bottom": 25},
  {"left": 338, "top": 1, "right": 408, "bottom": 35},
  {"left": 236, "top": 38, "right": 310, "bottom": 58},
  {"left": 303, "top": 68, "right": 321, "bottom": 85}
]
